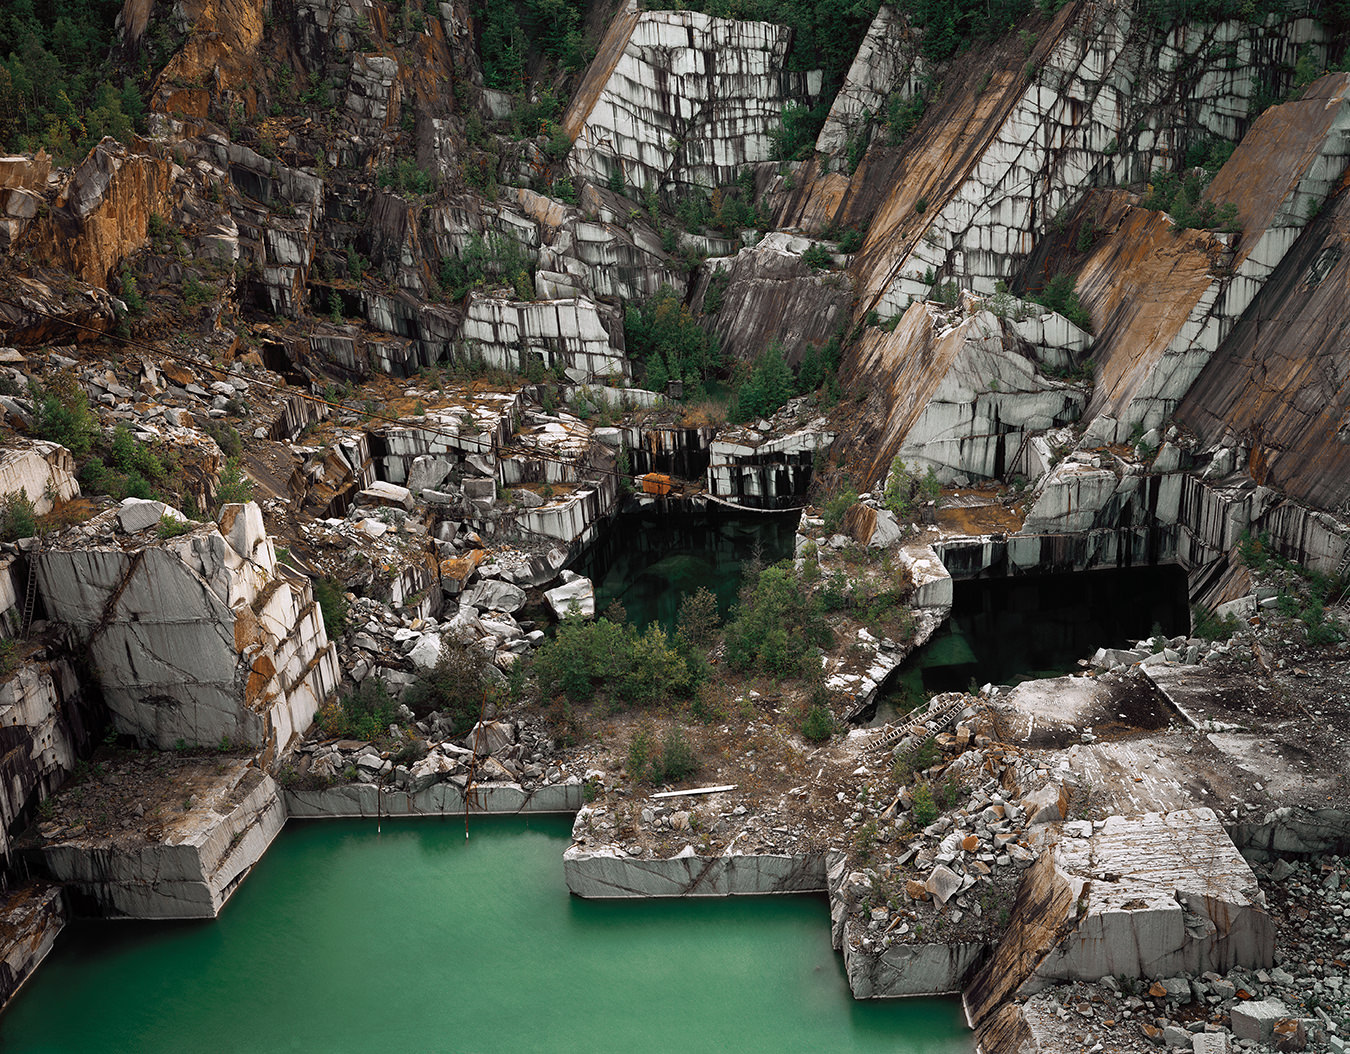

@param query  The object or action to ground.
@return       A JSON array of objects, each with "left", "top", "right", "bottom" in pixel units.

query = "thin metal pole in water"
[{"left": 465, "top": 686, "right": 490, "bottom": 841}]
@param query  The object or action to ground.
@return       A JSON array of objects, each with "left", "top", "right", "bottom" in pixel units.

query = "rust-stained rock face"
[
  {"left": 0, "top": 883, "right": 66, "bottom": 1013},
  {"left": 839, "top": 301, "right": 1085, "bottom": 487},
  {"left": 150, "top": 0, "right": 266, "bottom": 113},
  {"left": 1175, "top": 169, "right": 1350, "bottom": 510},
  {"left": 23, "top": 139, "right": 174, "bottom": 289},
  {"left": 1080, "top": 74, "right": 1350, "bottom": 443}
]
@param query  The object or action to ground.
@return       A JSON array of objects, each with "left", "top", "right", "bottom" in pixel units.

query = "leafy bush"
[
  {"left": 30, "top": 375, "right": 99, "bottom": 456},
  {"left": 885, "top": 91, "right": 927, "bottom": 144},
  {"left": 534, "top": 614, "right": 698, "bottom": 709},
  {"left": 822, "top": 488, "right": 857, "bottom": 533},
  {"left": 109, "top": 425, "right": 165, "bottom": 481},
  {"left": 1192, "top": 605, "right": 1239, "bottom": 641},
  {"left": 627, "top": 725, "right": 700, "bottom": 785},
  {"left": 317, "top": 680, "right": 397, "bottom": 741},
  {"left": 911, "top": 780, "right": 938, "bottom": 825},
  {"left": 723, "top": 562, "right": 832, "bottom": 678},
  {"left": 800, "top": 702, "right": 835, "bottom": 743},
  {"left": 0, "top": 491, "right": 37, "bottom": 542},
  {"left": 378, "top": 158, "right": 437, "bottom": 196},
  {"left": 625, "top": 285, "right": 722, "bottom": 396},
  {"left": 404, "top": 636, "right": 495, "bottom": 735},
  {"left": 801, "top": 243, "right": 833, "bottom": 269},
  {"left": 1029, "top": 272, "right": 1093, "bottom": 332},
  {"left": 0, "top": 3, "right": 146, "bottom": 161},
  {"left": 771, "top": 101, "right": 829, "bottom": 161},
  {"left": 313, "top": 577, "right": 349, "bottom": 639},
  {"left": 836, "top": 227, "right": 865, "bottom": 253},
  {"left": 1142, "top": 169, "right": 1241, "bottom": 233},
  {"left": 155, "top": 513, "right": 193, "bottom": 539},
  {"left": 0, "top": 637, "right": 18, "bottom": 677},
  {"left": 216, "top": 458, "right": 254, "bottom": 506},
  {"left": 728, "top": 341, "right": 793, "bottom": 422},
  {"left": 439, "top": 232, "right": 536, "bottom": 303}
]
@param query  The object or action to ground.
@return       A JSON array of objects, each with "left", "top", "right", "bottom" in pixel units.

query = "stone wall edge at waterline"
[
  {"left": 281, "top": 780, "right": 587, "bottom": 818},
  {"left": 562, "top": 847, "right": 828, "bottom": 898}
]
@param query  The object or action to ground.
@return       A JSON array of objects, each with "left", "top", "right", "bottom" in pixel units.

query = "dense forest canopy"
[{"left": 0, "top": 0, "right": 149, "bottom": 160}]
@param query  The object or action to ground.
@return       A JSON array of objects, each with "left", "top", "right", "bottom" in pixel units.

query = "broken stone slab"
[
  {"left": 1191, "top": 1035, "right": 1230, "bottom": 1054},
  {"left": 406, "top": 633, "right": 441, "bottom": 671},
  {"left": 115, "top": 497, "right": 188, "bottom": 534},
  {"left": 0, "top": 882, "right": 65, "bottom": 1013},
  {"left": 405, "top": 455, "right": 453, "bottom": 494},
  {"left": 925, "top": 863, "right": 962, "bottom": 905},
  {"left": 461, "top": 578, "right": 527, "bottom": 614},
  {"left": 1021, "top": 782, "right": 1068, "bottom": 824},
  {"left": 466, "top": 720, "right": 515, "bottom": 757},
  {"left": 0, "top": 441, "right": 80, "bottom": 516},
  {"left": 964, "top": 809, "right": 1274, "bottom": 1029},
  {"left": 1231, "top": 998, "right": 1289, "bottom": 1043},
  {"left": 357, "top": 481, "right": 414, "bottom": 511},
  {"left": 36, "top": 763, "right": 284, "bottom": 919},
  {"left": 545, "top": 574, "right": 594, "bottom": 619}
]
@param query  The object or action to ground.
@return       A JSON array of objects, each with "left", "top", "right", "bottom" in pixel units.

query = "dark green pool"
[
  {"left": 883, "top": 564, "right": 1190, "bottom": 706},
  {"left": 574, "top": 506, "right": 799, "bottom": 632},
  {"left": 2, "top": 816, "right": 971, "bottom": 1053}
]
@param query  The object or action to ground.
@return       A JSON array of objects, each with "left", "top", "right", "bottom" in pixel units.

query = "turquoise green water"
[{"left": 3, "top": 817, "right": 971, "bottom": 1053}]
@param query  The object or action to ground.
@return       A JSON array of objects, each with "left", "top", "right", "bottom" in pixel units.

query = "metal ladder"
[
  {"left": 864, "top": 692, "right": 970, "bottom": 756},
  {"left": 19, "top": 548, "right": 38, "bottom": 636}
]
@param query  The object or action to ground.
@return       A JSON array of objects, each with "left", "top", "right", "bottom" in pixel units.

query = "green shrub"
[
  {"left": 439, "top": 232, "right": 536, "bottom": 303},
  {"left": 155, "top": 513, "right": 193, "bottom": 539},
  {"left": 216, "top": 458, "right": 254, "bottom": 505},
  {"left": 0, "top": 490, "right": 37, "bottom": 542},
  {"left": 822, "top": 488, "right": 857, "bottom": 533},
  {"left": 0, "top": 637, "right": 18, "bottom": 677},
  {"left": 801, "top": 243, "right": 833, "bottom": 269},
  {"left": 404, "top": 636, "right": 494, "bottom": 735},
  {"left": 728, "top": 341, "right": 793, "bottom": 422},
  {"left": 1192, "top": 605, "right": 1239, "bottom": 641},
  {"left": 723, "top": 562, "right": 832, "bottom": 678},
  {"left": 534, "top": 614, "right": 698, "bottom": 709},
  {"left": 911, "top": 780, "right": 938, "bottom": 825},
  {"left": 30, "top": 376, "right": 99, "bottom": 456},
  {"left": 377, "top": 158, "right": 437, "bottom": 196},
  {"left": 836, "top": 227, "right": 865, "bottom": 253},
  {"left": 1029, "top": 272, "right": 1093, "bottom": 332},
  {"left": 885, "top": 91, "right": 927, "bottom": 144},
  {"left": 627, "top": 725, "right": 700, "bottom": 785},
  {"left": 318, "top": 680, "right": 397, "bottom": 741},
  {"left": 313, "top": 577, "right": 349, "bottom": 639},
  {"left": 625, "top": 284, "right": 722, "bottom": 397},
  {"left": 800, "top": 702, "right": 835, "bottom": 743}
]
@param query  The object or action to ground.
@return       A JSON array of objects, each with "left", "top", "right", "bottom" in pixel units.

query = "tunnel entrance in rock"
[{"left": 874, "top": 564, "right": 1190, "bottom": 718}]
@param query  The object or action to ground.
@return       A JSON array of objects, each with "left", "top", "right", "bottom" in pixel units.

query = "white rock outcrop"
[
  {"left": 0, "top": 440, "right": 79, "bottom": 516},
  {"left": 965, "top": 808, "right": 1274, "bottom": 1028},
  {"left": 564, "top": 8, "right": 820, "bottom": 194},
  {"left": 38, "top": 763, "right": 285, "bottom": 919},
  {"left": 35, "top": 502, "right": 337, "bottom": 754}
]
